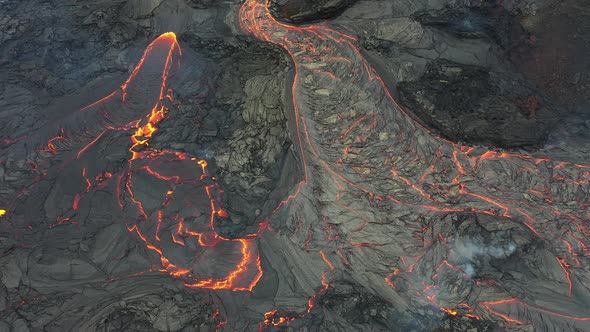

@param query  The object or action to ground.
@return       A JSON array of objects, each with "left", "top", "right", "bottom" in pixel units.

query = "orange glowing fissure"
[
  {"left": 124, "top": 33, "right": 265, "bottom": 291},
  {"left": 66, "top": 32, "right": 265, "bottom": 293},
  {"left": 24, "top": 0, "right": 588, "bottom": 328}
]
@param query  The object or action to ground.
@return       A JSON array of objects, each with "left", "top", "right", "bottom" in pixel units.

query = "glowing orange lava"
[
  {"left": 7, "top": 0, "right": 585, "bottom": 328},
  {"left": 67, "top": 32, "right": 265, "bottom": 292},
  {"left": 238, "top": 0, "right": 590, "bottom": 328}
]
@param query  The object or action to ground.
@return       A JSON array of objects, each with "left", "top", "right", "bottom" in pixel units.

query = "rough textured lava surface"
[
  {"left": 268, "top": 0, "right": 357, "bottom": 24},
  {"left": 0, "top": 0, "right": 589, "bottom": 331}
]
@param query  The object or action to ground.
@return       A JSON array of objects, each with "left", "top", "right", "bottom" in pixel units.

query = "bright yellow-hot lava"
[
  {"left": 22, "top": 0, "right": 587, "bottom": 327},
  {"left": 68, "top": 31, "right": 266, "bottom": 293},
  {"left": 0, "top": 209, "right": 6, "bottom": 217}
]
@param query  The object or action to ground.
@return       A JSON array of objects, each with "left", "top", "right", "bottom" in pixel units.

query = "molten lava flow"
[
  {"left": 44, "top": 32, "right": 265, "bottom": 292},
  {"left": 3, "top": 1, "right": 585, "bottom": 328},
  {"left": 0, "top": 209, "right": 6, "bottom": 217},
  {"left": 118, "top": 33, "right": 264, "bottom": 291},
  {"left": 239, "top": 0, "right": 590, "bottom": 328}
]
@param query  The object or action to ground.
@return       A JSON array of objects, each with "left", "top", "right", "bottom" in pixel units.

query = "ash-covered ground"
[{"left": 0, "top": 0, "right": 589, "bottom": 331}]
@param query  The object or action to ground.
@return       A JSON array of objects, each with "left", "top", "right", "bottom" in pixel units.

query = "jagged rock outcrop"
[{"left": 269, "top": 0, "right": 357, "bottom": 23}]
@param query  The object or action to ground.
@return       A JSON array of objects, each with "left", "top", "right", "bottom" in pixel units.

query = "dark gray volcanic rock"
[
  {"left": 398, "top": 59, "right": 550, "bottom": 148},
  {"left": 242, "top": 1, "right": 590, "bottom": 331},
  {"left": 0, "top": 0, "right": 293, "bottom": 330},
  {"left": 1, "top": 0, "right": 589, "bottom": 331},
  {"left": 508, "top": 0, "right": 590, "bottom": 163},
  {"left": 269, "top": 0, "right": 357, "bottom": 23},
  {"left": 413, "top": 6, "right": 530, "bottom": 51}
]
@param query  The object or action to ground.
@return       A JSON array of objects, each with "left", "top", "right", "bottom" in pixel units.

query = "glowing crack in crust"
[
  {"left": 239, "top": 0, "right": 590, "bottom": 328},
  {"left": 70, "top": 33, "right": 263, "bottom": 291},
  {"left": 9, "top": 2, "right": 588, "bottom": 329}
]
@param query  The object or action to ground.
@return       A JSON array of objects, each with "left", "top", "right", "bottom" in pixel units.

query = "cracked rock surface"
[
  {"left": 269, "top": 0, "right": 358, "bottom": 23},
  {"left": 1, "top": 0, "right": 589, "bottom": 331}
]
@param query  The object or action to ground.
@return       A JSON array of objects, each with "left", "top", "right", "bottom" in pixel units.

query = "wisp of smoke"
[{"left": 453, "top": 237, "right": 517, "bottom": 277}]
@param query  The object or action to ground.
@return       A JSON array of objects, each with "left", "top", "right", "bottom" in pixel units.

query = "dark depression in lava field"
[{"left": 1, "top": 0, "right": 590, "bottom": 331}]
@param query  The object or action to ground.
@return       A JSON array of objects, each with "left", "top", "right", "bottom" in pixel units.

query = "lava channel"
[{"left": 239, "top": 0, "right": 590, "bottom": 328}]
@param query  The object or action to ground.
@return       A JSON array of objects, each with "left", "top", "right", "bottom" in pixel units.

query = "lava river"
[
  {"left": 1, "top": 0, "right": 589, "bottom": 330},
  {"left": 1, "top": 33, "right": 264, "bottom": 293},
  {"left": 238, "top": 0, "right": 590, "bottom": 330}
]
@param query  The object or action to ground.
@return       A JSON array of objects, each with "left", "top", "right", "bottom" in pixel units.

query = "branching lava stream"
[
  {"left": 239, "top": 0, "right": 590, "bottom": 329},
  {"left": 1, "top": 0, "right": 589, "bottom": 330}
]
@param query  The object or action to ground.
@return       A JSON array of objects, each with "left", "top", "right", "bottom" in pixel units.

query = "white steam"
[{"left": 453, "top": 238, "right": 517, "bottom": 277}]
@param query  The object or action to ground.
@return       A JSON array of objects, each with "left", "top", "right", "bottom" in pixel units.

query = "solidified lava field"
[{"left": 1, "top": 0, "right": 589, "bottom": 331}]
